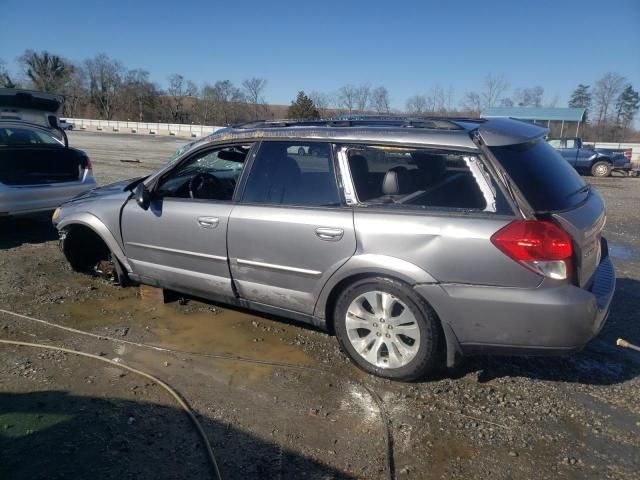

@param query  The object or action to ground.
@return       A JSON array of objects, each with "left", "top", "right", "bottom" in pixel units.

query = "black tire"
[
  {"left": 591, "top": 160, "right": 612, "bottom": 177},
  {"left": 334, "top": 277, "right": 440, "bottom": 381}
]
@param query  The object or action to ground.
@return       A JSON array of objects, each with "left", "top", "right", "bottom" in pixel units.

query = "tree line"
[{"left": 1, "top": 50, "right": 638, "bottom": 141}]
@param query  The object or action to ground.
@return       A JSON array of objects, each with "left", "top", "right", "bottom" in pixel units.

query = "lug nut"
[
  {"left": 388, "top": 325, "right": 393, "bottom": 330},
  {"left": 373, "top": 323, "right": 377, "bottom": 327},
  {"left": 376, "top": 332, "right": 382, "bottom": 337},
  {"left": 385, "top": 333, "right": 390, "bottom": 338}
]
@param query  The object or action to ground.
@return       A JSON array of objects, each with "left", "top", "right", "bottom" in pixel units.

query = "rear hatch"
[
  {"left": 481, "top": 121, "right": 606, "bottom": 287},
  {"left": 0, "top": 88, "right": 64, "bottom": 128}
]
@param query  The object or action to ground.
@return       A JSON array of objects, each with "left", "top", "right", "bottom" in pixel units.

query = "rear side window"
[
  {"left": 242, "top": 141, "right": 341, "bottom": 207},
  {"left": 490, "top": 140, "right": 588, "bottom": 212},
  {"left": 345, "top": 145, "right": 507, "bottom": 213}
]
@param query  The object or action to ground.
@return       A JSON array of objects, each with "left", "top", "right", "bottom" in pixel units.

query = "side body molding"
[
  {"left": 313, "top": 253, "right": 438, "bottom": 319},
  {"left": 57, "top": 213, "right": 132, "bottom": 272}
]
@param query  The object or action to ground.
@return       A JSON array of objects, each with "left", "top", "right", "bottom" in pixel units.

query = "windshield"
[
  {"left": 0, "top": 126, "right": 64, "bottom": 147},
  {"left": 490, "top": 139, "right": 588, "bottom": 212}
]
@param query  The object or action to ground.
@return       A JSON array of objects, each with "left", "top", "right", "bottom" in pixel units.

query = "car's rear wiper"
[{"left": 566, "top": 184, "right": 590, "bottom": 199}]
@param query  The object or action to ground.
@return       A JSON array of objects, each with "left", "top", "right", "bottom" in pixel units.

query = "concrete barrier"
[{"left": 65, "top": 118, "right": 223, "bottom": 138}]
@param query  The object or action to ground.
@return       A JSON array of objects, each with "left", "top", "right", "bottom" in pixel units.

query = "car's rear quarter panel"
[{"left": 352, "top": 210, "right": 542, "bottom": 288}]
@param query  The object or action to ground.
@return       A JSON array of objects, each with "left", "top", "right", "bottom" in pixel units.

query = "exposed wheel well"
[{"left": 61, "top": 224, "right": 110, "bottom": 272}]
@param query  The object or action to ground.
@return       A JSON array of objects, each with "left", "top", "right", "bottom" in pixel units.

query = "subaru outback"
[{"left": 53, "top": 118, "right": 616, "bottom": 381}]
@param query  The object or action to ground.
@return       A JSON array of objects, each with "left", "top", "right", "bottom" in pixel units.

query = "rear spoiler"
[
  {"left": 475, "top": 117, "right": 548, "bottom": 147},
  {"left": 0, "top": 88, "right": 65, "bottom": 129}
]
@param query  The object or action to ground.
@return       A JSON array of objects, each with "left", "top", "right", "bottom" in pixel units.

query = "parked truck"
[{"left": 547, "top": 137, "right": 633, "bottom": 177}]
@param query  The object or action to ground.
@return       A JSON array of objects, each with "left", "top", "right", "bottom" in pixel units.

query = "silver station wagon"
[{"left": 54, "top": 118, "right": 616, "bottom": 381}]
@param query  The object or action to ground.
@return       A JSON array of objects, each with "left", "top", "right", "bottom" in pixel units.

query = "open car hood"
[{"left": 0, "top": 88, "right": 64, "bottom": 129}]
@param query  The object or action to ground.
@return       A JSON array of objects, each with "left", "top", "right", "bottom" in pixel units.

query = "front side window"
[
  {"left": 242, "top": 141, "right": 341, "bottom": 207},
  {"left": 156, "top": 144, "right": 251, "bottom": 200},
  {"left": 345, "top": 145, "right": 506, "bottom": 213}
]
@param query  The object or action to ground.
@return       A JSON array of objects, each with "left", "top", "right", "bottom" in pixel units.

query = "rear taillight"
[
  {"left": 624, "top": 150, "right": 632, "bottom": 160},
  {"left": 86, "top": 156, "right": 93, "bottom": 170},
  {"left": 491, "top": 220, "right": 573, "bottom": 280}
]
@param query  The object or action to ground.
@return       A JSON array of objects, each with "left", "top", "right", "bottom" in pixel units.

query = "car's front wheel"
[
  {"left": 334, "top": 277, "right": 440, "bottom": 381},
  {"left": 591, "top": 160, "right": 612, "bottom": 177}
]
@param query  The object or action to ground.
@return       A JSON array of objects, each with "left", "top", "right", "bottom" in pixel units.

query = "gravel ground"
[{"left": 1, "top": 131, "right": 639, "bottom": 479}]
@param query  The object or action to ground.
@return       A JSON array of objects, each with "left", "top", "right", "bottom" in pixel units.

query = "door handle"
[
  {"left": 197, "top": 216, "right": 219, "bottom": 229},
  {"left": 315, "top": 227, "right": 344, "bottom": 241}
]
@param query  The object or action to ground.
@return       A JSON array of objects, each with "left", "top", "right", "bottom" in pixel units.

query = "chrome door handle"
[
  {"left": 197, "top": 216, "right": 219, "bottom": 228},
  {"left": 315, "top": 227, "right": 344, "bottom": 241}
]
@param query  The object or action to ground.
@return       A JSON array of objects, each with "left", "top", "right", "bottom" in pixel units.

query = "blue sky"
[{"left": 1, "top": 0, "right": 639, "bottom": 110}]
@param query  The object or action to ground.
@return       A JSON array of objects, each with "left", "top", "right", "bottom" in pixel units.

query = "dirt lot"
[{"left": 1, "top": 131, "right": 639, "bottom": 479}]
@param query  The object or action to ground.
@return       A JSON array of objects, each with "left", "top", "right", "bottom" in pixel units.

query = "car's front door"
[
  {"left": 121, "top": 144, "right": 252, "bottom": 299},
  {"left": 228, "top": 141, "right": 356, "bottom": 315}
]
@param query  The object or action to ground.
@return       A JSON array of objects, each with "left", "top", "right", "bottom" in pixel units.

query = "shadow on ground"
[
  {"left": 0, "top": 391, "right": 353, "bottom": 480},
  {"left": 0, "top": 217, "right": 58, "bottom": 249}
]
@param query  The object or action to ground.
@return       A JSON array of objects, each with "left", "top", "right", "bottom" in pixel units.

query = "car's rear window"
[{"left": 490, "top": 139, "right": 588, "bottom": 212}]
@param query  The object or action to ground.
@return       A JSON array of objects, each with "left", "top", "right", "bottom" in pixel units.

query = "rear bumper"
[
  {"left": 613, "top": 162, "right": 633, "bottom": 171},
  {"left": 0, "top": 175, "right": 96, "bottom": 216},
  {"left": 415, "top": 255, "right": 616, "bottom": 360}
]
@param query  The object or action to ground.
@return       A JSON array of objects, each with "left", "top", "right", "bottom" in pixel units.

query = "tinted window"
[
  {"left": 346, "top": 146, "right": 506, "bottom": 213},
  {"left": 491, "top": 139, "right": 588, "bottom": 212},
  {"left": 157, "top": 144, "right": 251, "bottom": 200},
  {"left": 242, "top": 142, "right": 340, "bottom": 207}
]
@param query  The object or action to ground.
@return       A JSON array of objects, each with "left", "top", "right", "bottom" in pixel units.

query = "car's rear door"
[{"left": 227, "top": 141, "right": 356, "bottom": 315}]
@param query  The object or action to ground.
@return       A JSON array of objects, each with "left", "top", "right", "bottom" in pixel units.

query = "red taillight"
[
  {"left": 624, "top": 150, "right": 632, "bottom": 160},
  {"left": 86, "top": 156, "right": 93, "bottom": 170},
  {"left": 491, "top": 220, "right": 573, "bottom": 279}
]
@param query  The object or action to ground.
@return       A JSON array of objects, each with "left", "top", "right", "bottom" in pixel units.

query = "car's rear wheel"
[
  {"left": 334, "top": 277, "right": 440, "bottom": 381},
  {"left": 591, "top": 161, "right": 612, "bottom": 177}
]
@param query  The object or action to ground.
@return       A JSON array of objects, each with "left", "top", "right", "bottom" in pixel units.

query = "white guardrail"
[{"left": 64, "top": 118, "right": 225, "bottom": 138}]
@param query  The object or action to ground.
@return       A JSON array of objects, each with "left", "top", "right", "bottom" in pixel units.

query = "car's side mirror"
[{"left": 134, "top": 183, "right": 151, "bottom": 210}]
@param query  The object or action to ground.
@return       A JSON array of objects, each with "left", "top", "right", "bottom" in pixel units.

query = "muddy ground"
[{"left": 1, "top": 131, "right": 639, "bottom": 479}]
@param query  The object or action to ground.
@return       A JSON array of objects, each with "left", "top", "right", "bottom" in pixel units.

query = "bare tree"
[
  {"left": 166, "top": 74, "right": 197, "bottom": 122},
  {"left": 309, "top": 91, "right": 331, "bottom": 117},
  {"left": 62, "top": 67, "right": 88, "bottom": 117},
  {"left": 460, "top": 92, "right": 482, "bottom": 114},
  {"left": 122, "top": 69, "right": 158, "bottom": 121},
  {"left": 481, "top": 73, "right": 509, "bottom": 109},
  {"left": 0, "top": 58, "right": 16, "bottom": 88},
  {"left": 337, "top": 85, "right": 358, "bottom": 113},
  {"left": 513, "top": 86, "right": 544, "bottom": 107},
  {"left": 213, "top": 80, "right": 246, "bottom": 124},
  {"left": 242, "top": 77, "right": 267, "bottom": 120},
  {"left": 406, "top": 95, "right": 429, "bottom": 114},
  {"left": 354, "top": 84, "right": 371, "bottom": 112},
  {"left": 369, "top": 86, "right": 390, "bottom": 114},
  {"left": 593, "top": 72, "right": 626, "bottom": 133},
  {"left": 84, "top": 54, "right": 124, "bottom": 119},
  {"left": 431, "top": 85, "right": 446, "bottom": 113},
  {"left": 19, "top": 50, "right": 75, "bottom": 93}
]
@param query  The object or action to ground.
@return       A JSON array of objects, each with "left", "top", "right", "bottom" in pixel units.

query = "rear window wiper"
[{"left": 566, "top": 184, "right": 590, "bottom": 199}]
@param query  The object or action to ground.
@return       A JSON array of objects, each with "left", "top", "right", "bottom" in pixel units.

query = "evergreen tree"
[
  {"left": 287, "top": 91, "right": 320, "bottom": 119},
  {"left": 568, "top": 84, "right": 592, "bottom": 121},
  {"left": 614, "top": 84, "right": 640, "bottom": 138}
]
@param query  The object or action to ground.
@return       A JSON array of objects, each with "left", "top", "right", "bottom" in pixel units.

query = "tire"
[
  {"left": 297, "top": 147, "right": 305, "bottom": 156},
  {"left": 334, "top": 277, "right": 440, "bottom": 381},
  {"left": 591, "top": 160, "right": 612, "bottom": 177}
]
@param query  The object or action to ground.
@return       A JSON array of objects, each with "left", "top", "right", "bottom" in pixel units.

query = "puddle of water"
[
  {"left": 609, "top": 243, "right": 636, "bottom": 260},
  {"left": 48, "top": 287, "right": 311, "bottom": 369}
]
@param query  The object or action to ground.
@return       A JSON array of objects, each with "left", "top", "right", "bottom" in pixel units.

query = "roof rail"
[{"left": 231, "top": 116, "right": 485, "bottom": 131}]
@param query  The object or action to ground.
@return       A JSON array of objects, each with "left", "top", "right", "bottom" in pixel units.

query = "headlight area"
[{"left": 52, "top": 207, "right": 61, "bottom": 223}]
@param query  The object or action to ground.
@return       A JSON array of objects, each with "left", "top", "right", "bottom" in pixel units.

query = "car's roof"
[{"left": 200, "top": 117, "right": 548, "bottom": 150}]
